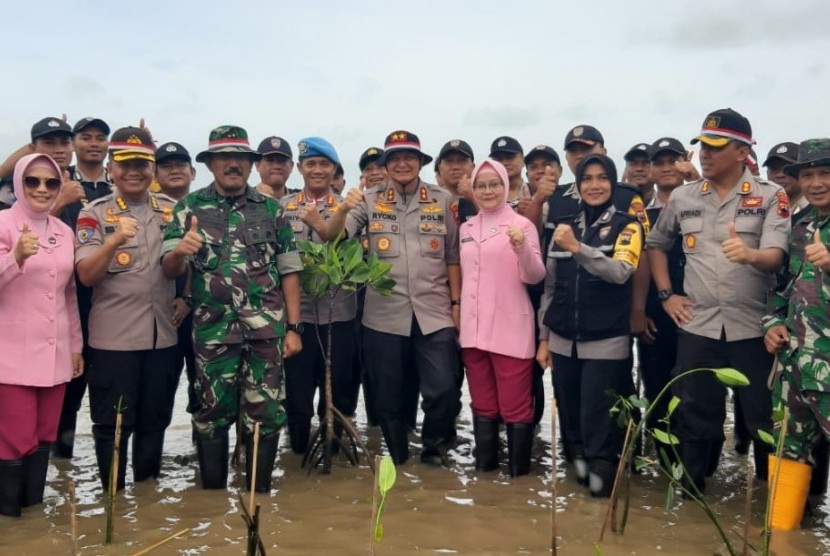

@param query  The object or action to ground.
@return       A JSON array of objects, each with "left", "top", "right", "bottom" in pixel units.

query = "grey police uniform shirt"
[
  {"left": 75, "top": 193, "right": 178, "bottom": 351},
  {"left": 646, "top": 168, "right": 790, "bottom": 342},
  {"left": 279, "top": 190, "right": 357, "bottom": 324},
  {"left": 345, "top": 181, "right": 460, "bottom": 337}
]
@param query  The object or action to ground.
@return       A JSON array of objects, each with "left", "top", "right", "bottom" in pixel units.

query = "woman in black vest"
[{"left": 536, "top": 154, "right": 644, "bottom": 497}]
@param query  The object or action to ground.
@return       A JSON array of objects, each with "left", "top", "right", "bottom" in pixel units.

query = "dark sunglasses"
[{"left": 23, "top": 176, "right": 62, "bottom": 190}]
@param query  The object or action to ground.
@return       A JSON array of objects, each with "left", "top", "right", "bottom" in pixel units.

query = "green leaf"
[
  {"left": 378, "top": 456, "right": 397, "bottom": 496},
  {"left": 667, "top": 396, "right": 680, "bottom": 417},
  {"left": 374, "top": 522, "right": 383, "bottom": 542},
  {"left": 671, "top": 462, "right": 684, "bottom": 482},
  {"left": 757, "top": 429, "right": 776, "bottom": 447},
  {"left": 349, "top": 262, "right": 372, "bottom": 284},
  {"left": 771, "top": 405, "right": 786, "bottom": 423},
  {"left": 651, "top": 429, "right": 679, "bottom": 445},
  {"left": 627, "top": 395, "right": 649, "bottom": 410},
  {"left": 372, "top": 276, "right": 395, "bottom": 296},
  {"left": 340, "top": 240, "right": 364, "bottom": 273},
  {"left": 634, "top": 456, "right": 649, "bottom": 471},
  {"left": 592, "top": 542, "right": 604, "bottom": 556},
  {"left": 664, "top": 482, "right": 675, "bottom": 511},
  {"left": 713, "top": 367, "right": 750, "bottom": 387}
]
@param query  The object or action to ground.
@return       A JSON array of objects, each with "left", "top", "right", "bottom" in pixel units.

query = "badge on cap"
[
  {"left": 166, "top": 145, "right": 178, "bottom": 152},
  {"left": 776, "top": 145, "right": 788, "bottom": 154},
  {"left": 497, "top": 139, "right": 507, "bottom": 147},
  {"left": 573, "top": 127, "right": 584, "bottom": 137},
  {"left": 367, "top": 148, "right": 377, "bottom": 155},
  {"left": 659, "top": 140, "right": 670, "bottom": 147},
  {"left": 271, "top": 138, "right": 281, "bottom": 148},
  {"left": 115, "top": 251, "right": 132, "bottom": 266},
  {"left": 392, "top": 132, "right": 406, "bottom": 141},
  {"left": 534, "top": 145, "right": 545, "bottom": 151},
  {"left": 298, "top": 141, "right": 307, "bottom": 154},
  {"left": 48, "top": 120, "right": 60, "bottom": 128},
  {"left": 705, "top": 116, "right": 720, "bottom": 127},
  {"left": 450, "top": 140, "right": 460, "bottom": 147},
  {"left": 637, "top": 144, "right": 648, "bottom": 150},
  {"left": 127, "top": 134, "right": 142, "bottom": 145}
]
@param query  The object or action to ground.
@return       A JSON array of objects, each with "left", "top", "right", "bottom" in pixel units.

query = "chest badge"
[{"left": 115, "top": 251, "right": 132, "bottom": 266}]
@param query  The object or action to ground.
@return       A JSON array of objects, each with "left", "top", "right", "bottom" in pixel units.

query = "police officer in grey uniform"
[
  {"left": 278, "top": 137, "right": 358, "bottom": 454},
  {"left": 75, "top": 127, "right": 179, "bottom": 490},
  {"left": 647, "top": 109, "right": 790, "bottom": 492},
  {"left": 327, "top": 130, "right": 462, "bottom": 466}
]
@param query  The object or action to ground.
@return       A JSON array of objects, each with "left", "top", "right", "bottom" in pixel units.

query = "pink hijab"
[
  {"left": 12, "top": 153, "right": 63, "bottom": 219},
  {"left": 470, "top": 159, "right": 510, "bottom": 214}
]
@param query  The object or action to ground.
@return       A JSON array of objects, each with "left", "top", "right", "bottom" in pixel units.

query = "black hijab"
[{"left": 576, "top": 154, "right": 618, "bottom": 226}]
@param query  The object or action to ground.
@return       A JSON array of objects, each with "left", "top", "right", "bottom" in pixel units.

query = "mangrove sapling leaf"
[
  {"left": 627, "top": 394, "right": 649, "bottom": 410},
  {"left": 713, "top": 367, "right": 750, "bottom": 387},
  {"left": 348, "top": 262, "right": 371, "bottom": 284},
  {"left": 771, "top": 405, "right": 786, "bottom": 423},
  {"left": 651, "top": 429, "right": 680, "bottom": 446},
  {"left": 667, "top": 396, "right": 680, "bottom": 417},
  {"left": 757, "top": 429, "right": 776, "bottom": 447},
  {"left": 341, "top": 241, "right": 363, "bottom": 273},
  {"left": 374, "top": 456, "right": 397, "bottom": 542}
]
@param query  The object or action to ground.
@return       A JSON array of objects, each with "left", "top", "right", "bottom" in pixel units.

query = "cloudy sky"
[{"left": 4, "top": 0, "right": 828, "bottom": 187}]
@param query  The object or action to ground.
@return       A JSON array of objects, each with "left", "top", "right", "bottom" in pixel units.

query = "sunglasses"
[{"left": 23, "top": 176, "right": 62, "bottom": 190}]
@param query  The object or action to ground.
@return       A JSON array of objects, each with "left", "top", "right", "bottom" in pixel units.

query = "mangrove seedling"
[{"left": 369, "top": 455, "right": 397, "bottom": 554}]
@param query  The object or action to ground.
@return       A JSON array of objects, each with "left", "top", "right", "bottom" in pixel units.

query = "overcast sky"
[{"left": 4, "top": 0, "right": 829, "bottom": 187}]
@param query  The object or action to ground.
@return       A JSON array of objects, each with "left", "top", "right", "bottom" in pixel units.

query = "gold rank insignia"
[
  {"left": 162, "top": 206, "right": 173, "bottom": 223},
  {"left": 373, "top": 203, "right": 394, "bottom": 214},
  {"left": 326, "top": 195, "right": 335, "bottom": 206},
  {"left": 115, "top": 250, "right": 132, "bottom": 266},
  {"left": 297, "top": 193, "right": 305, "bottom": 204},
  {"left": 740, "top": 182, "right": 752, "bottom": 194},
  {"left": 421, "top": 205, "right": 441, "bottom": 214},
  {"left": 685, "top": 234, "right": 697, "bottom": 249},
  {"left": 286, "top": 202, "right": 298, "bottom": 211},
  {"left": 104, "top": 207, "right": 119, "bottom": 223},
  {"left": 377, "top": 236, "right": 391, "bottom": 251},
  {"left": 700, "top": 181, "right": 710, "bottom": 193},
  {"left": 391, "top": 132, "right": 406, "bottom": 141},
  {"left": 386, "top": 188, "right": 396, "bottom": 202},
  {"left": 419, "top": 186, "right": 429, "bottom": 202},
  {"left": 369, "top": 222, "right": 383, "bottom": 232},
  {"left": 115, "top": 197, "right": 128, "bottom": 211}
]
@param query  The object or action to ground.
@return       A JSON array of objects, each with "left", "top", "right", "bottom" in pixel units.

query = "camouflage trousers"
[
  {"left": 192, "top": 338, "right": 287, "bottom": 436},
  {"left": 774, "top": 361, "right": 830, "bottom": 462}
]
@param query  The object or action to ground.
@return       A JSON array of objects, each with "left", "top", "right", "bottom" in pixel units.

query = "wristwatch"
[
  {"left": 657, "top": 289, "right": 674, "bottom": 301},
  {"left": 286, "top": 323, "right": 304, "bottom": 334}
]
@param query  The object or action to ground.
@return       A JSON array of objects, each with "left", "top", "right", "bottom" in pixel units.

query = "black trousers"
[
  {"left": 87, "top": 346, "right": 180, "bottom": 437},
  {"left": 283, "top": 321, "right": 357, "bottom": 424},
  {"left": 673, "top": 331, "right": 773, "bottom": 481},
  {"left": 638, "top": 312, "right": 679, "bottom": 430},
  {"left": 551, "top": 351, "right": 633, "bottom": 465},
  {"left": 362, "top": 319, "right": 461, "bottom": 448},
  {"left": 175, "top": 315, "right": 198, "bottom": 414}
]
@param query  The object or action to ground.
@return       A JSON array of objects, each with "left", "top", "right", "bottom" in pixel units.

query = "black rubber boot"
[
  {"left": 705, "top": 438, "right": 724, "bottom": 477},
  {"left": 588, "top": 459, "right": 617, "bottom": 498},
  {"left": 810, "top": 438, "right": 830, "bottom": 495},
  {"left": 753, "top": 439, "right": 770, "bottom": 482},
  {"left": 0, "top": 460, "right": 23, "bottom": 517},
  {"left": 132, "top": 431, "right": 165, "bottom": 482},
  {"left": 53, "top": 412, "right": 77, "bottom": 459},
  {"left": 94, "top": 431, "right": 129, "bottom": 492},
  {"left": 473, "top": 416, "right": 499, "bottom": 472},
  {"left": 195, "top": 430, "right": 229, "bottom": 489},
  {"left": 679, "top": 440, "right": 709, "bottom": 495},
  {"left": 568, "top": 443, "right": 589, "bottom": 486},
  {"left": 506, "top": 422, "right": 533, "bottom": 477},
  {"left": 288, "top": 417, "right": 310, "bottom": 455},
  {"left": 21, "top": 443, "right": 51, "bottom": 507},
  {"left": 245, "top": 432, "right": 280, "bottom": 493},
  {"left": 379, "top": 417, "right": 409, "bottom": 466}
]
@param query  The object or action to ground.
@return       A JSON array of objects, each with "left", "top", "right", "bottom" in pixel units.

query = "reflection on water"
[{"left": 1, "top": 377, "right": 828, "bottom": 555}]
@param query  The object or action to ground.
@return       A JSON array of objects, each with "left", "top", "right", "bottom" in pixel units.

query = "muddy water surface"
[{"left": 1, "top": 379, "right": 828, "bottom": 555}]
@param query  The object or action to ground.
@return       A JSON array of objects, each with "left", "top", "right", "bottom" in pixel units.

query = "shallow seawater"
[{"left": 0, "top": 377, "right": 827, "bottom": 555}]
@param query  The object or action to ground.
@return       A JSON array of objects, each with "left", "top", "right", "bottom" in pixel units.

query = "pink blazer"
[
  {"left": 0, "top": 205, "right": 82, "bottom": 387},
  {"left": 459, "top": 209, "right": 546, "bottom": 359}
]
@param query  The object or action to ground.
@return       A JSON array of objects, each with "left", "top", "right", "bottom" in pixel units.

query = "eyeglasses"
[
  {"left": 473, "top": 182, "right": 504, "bottom": 192},
  {"left": 23, "top": 176, "right": 62, "bottom": 190}
]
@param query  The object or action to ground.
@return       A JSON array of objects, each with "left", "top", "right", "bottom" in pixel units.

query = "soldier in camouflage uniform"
[
  {"left": 162, "top": 125, "right": 303, "bottom": 493},
  {"left": 762, "top": 138, "right": 830, "bottom": 529}
]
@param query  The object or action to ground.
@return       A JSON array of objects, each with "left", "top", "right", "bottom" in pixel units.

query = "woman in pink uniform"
[
  {"left": 0, "top": 153, "right": 82, "bottom": 517},
  {"left": 459, "top": 159, "right": 545, "bottom": 476}
]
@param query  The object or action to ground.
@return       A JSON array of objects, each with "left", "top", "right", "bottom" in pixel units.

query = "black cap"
[
  {"left": 649, "top": 137, "right": 686, "bottom": 160},
  {"left": 691, "top": 108, "right": 754, "bottom": 147},
  {"left": 784, "top": 138, "right": 830, "bottom": 178},
  {"left": 155, "top": 142, "right": 192, "bottom": 165},
  {"left": 564, "top": 125, "right": 604, "bottom": 149},
  {"left": 257, "top": 136, "right": 292, "bottom": 158},
  {"left": 762, "top": 142, "right": 799, "bottom": 167},
  {"left": 31, "top": 117, "right": 73, "bottom": 142},
  {"left": 109, "top": 126, "right": 155, "bottom": 162},
  {"left": 437, "top": 139, "right": 474, "bottom": 163},
  {"left": 359, "top": 147, "right": 384, "bottom": 171},
  {"left": 72, "top": 117, "right": 110, "bottom": 135},
  {"left": 523, "top": 144, "right": 560, "bottom": 165},
  {"left": 489, "top": 136, "right": 523, "bottom": 156},
  {"left": 624, "top": 143, "right": 651, "bottom": 161},
  {"left": 381, "top": 130, "right": 433, "bottom": 165}
]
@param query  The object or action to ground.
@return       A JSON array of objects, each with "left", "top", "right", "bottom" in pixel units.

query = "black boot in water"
[
  {"left": 0, "top": 460, "right": 23, "bottom": 516},
  {"left": 246, "top": 432, "right": 280, "bottom": 493},
  {"left": 195, "top": 430, "right": 229, "bottom": 489},
  {"left": 473, "top": 416, "right": 499, "bottom": 472},
  {"left": 506, "top": 422, "right": 533, "bottom": 477},
  {"left": 94, "top": 431, "right": 129, "bottom": 492},
  {"left": 21, "top": 443, "right": 51, "bottom": 507},
  {"left": 132, "top": 431, "right": 165, "bottom": 482}
]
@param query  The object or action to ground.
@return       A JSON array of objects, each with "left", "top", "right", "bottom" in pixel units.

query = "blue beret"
[{"left": 297, "top": 137, "right": 340, "bottom": 165}]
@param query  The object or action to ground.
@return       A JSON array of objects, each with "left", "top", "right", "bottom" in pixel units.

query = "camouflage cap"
[
  {"left": 783, "top": 138, "right": 830, "bottom": 178},
  {"left": 195, "top": 125, "right": 261, "bottom": 163}
]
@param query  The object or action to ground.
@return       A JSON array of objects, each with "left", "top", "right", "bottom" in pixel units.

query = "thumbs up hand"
[
  {"left": 457, "top": 174, "right": 473, "bottom": 201},
  {"left": 721, "top": 222, "right": 754, "bottom": 264},
  {"left": 14, "top": 222, "right": 39, "bottom": 264},
  {"left": 174, "top": 214, "right": 203, "bottom": 256},
  {"left": 805, "top": 229, "right": 830, "bottom": 270},
  {"left": 342, "top": 183, "right": 364, "bottom": 211}
]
